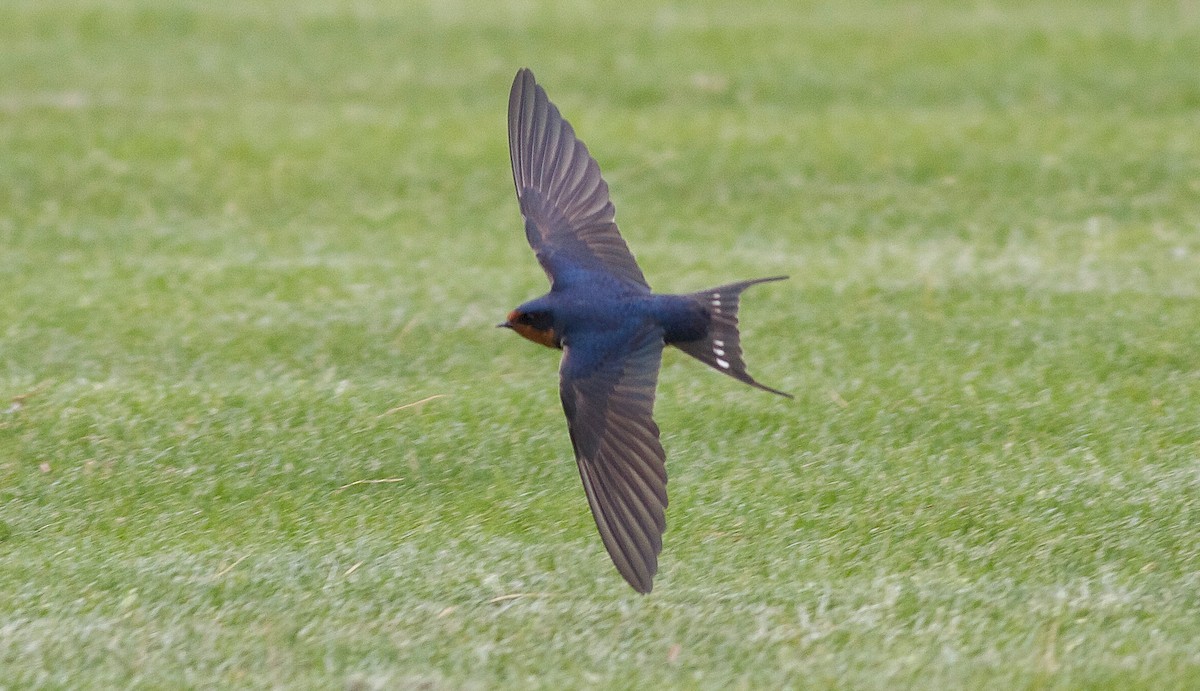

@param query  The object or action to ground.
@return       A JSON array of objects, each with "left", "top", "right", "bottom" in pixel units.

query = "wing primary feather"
[
  {"left": 576, "top": 449, "right": 654, "bottom": 588},
  {"left": 540, "top": 106, "right": 563, "bottom": 198},
  {"left": 590, "top": 452, "right": 658, "bottom": 566},
  {"left": 531, "top": 87, "right": 551, "bottom": 192},
  {"left": 576, "top": 461, "right": 643, "bottom": 586},
  {"left": 507, "top": 79, "right": 521, "bottom": 192},
  {"left": 594, "top": 436, "right": 663, "bottom": 540}
]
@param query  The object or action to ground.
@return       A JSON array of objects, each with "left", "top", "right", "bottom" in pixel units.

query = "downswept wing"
[
  {"left": 508, "top": 68, "right": 650, "bottom": 292},
  {"left": 559, "top": 323, "right": 667, "bottom": 593}
]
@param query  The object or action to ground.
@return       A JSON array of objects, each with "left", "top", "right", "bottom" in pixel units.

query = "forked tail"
[{"left": 673, "top": 276, "right": 792, "bottom": 398}]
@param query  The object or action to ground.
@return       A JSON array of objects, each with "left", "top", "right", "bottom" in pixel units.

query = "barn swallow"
[{"left": 499, "top": 68, "right": 790, "bottom": 594}]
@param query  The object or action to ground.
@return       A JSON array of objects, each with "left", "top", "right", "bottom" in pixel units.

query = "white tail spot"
[
  {"left": 714, "top": 347, "right": 725, "bottom": 356},
  {"left": 713, "top": 340, "right": 724, "bottom": 347},
  {"left": 716, "top": 358, "right": 730, "bottom": 369},
  {"left": 711, "top": 299, "right": 721, "bottom": 307}
]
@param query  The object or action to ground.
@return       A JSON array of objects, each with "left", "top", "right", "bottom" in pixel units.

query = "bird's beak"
[{"left": 497, "top": 321, "right": 512, "bottom": 329}]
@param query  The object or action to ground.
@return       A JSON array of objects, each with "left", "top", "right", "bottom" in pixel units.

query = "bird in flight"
[{"left": 499, "top": 68, "right": 790, "bottom": 593}]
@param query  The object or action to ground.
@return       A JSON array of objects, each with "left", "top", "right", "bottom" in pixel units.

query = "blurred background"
[{"left": 2, "top": 1, "right": 1198, "bottom": 686}]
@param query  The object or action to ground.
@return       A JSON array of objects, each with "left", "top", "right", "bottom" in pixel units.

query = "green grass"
[{"left": 3, "top": 0, "right": 1200, "bottom": 686}]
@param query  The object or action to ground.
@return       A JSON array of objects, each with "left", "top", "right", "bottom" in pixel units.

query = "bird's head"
[{"left": 498, "top": 307, "right": 560, "bottom": 349}]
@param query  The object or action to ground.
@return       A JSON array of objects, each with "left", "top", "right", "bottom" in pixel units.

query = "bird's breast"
[{"left": 511, "top": 323, "right": 562, "bottom": 349}]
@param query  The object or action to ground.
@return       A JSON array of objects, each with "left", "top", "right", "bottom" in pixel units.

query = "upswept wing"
[
  {"left": 508, "top": 68, "right": 650, "bottom": 292},
  {"left": 559, "top": 323, "right": 667, "bottom": 593}
]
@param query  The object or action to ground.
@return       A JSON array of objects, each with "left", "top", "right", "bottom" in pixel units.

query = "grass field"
[{"left": 3, "top": 0, "right": 1200, "bottom": 687}]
